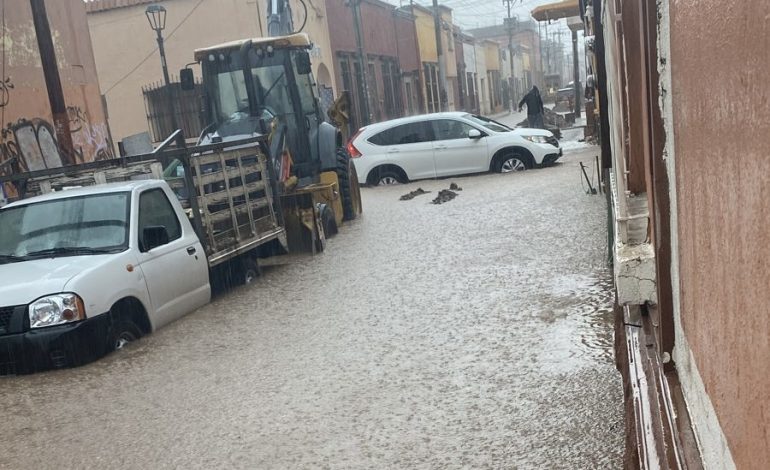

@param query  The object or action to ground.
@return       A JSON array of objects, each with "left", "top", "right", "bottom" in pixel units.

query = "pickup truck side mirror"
[
  {"left": 468, "top": 129, "right": 482, "bottom": 139},
  {"left": 142, "top": 225, "right": 170, "bottom": 252},
  {"left": 180, "top": 68, "right": 195, "bottom": 91}
]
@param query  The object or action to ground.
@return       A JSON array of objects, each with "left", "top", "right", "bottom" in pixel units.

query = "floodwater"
[{"left": 0, "top": 123, "right": 623, "bottom": 469}]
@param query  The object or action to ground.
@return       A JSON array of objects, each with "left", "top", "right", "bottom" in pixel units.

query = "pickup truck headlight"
[
  {"left": 29, "top": 294, "right": 86, "bottom": 329},
  {"left": 522, "top": 135, "right": 549, "bottom": 144}
]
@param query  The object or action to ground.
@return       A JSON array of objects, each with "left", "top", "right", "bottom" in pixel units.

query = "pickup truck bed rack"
[{"left": 0, "top": 137, "right": 286, "bottom": 267}]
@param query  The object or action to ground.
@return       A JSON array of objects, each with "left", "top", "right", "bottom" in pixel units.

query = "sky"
[
  {"left": 396, "top": 0, "right": 583, "bottom": 74},
  {"left": 399, "top": 0, "right": 568, "bottom": 30}
]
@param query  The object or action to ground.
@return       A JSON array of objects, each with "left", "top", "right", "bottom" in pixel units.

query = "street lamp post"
[{"left": 146, "top": 4, "right": 184, "bottom": 152}]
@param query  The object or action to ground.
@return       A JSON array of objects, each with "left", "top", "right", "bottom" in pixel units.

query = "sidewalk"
[{"left": 494, "top": 108, "right": 592, "bottom": 152}]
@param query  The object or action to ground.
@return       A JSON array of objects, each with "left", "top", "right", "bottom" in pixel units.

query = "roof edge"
[{"left": 84, "top": 0, "right": 160, "bottom": 14}]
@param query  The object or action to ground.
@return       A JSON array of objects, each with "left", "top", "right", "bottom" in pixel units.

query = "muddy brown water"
[{"left": 0, "top": 144, "right": 623, "bottom": 469}]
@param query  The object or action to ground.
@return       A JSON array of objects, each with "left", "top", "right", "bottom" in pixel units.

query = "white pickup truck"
[{"left": 0, "top": 141, "right": 289, "bottom": 374}]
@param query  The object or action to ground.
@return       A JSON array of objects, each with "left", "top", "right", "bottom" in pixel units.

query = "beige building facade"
[
  {"left": 408, "top": 4, "right": 458, "bottom": 113},
  {"left": 86, "top": 0, "right": 336, "bottom": 145}
]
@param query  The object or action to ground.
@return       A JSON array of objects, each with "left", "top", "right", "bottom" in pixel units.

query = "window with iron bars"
[
  {"left": 142, "top": 78, "right": 204, "bottom": 143},
  {"left": 381, "top": 58, "right": 404, "bottom": 120}
]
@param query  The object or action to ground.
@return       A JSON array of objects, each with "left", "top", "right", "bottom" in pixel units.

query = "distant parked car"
[{"left": 347, "top": 112, "right": 561, "bottom": 186}]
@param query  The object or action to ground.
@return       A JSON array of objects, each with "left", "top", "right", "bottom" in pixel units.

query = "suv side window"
[
  {"left": 369, "top": 122, "right": 433, "bottom": 146},
  {"left": 138, "top": 189, "right": 182, "bottom": 249},
  {"left": 431, "top": 119, "right": 477, "bottom": 141}
]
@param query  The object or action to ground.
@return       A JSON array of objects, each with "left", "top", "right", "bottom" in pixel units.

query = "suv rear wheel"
[
  {"left": 378, "top": 173, "right": 401, "bottom": 185},
  {"left": 367, "top": 166, "right": 406, "bottom": 186}
]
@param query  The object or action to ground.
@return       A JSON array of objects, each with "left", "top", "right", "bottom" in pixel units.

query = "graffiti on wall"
[
  {"left": 0, "top": 13, "right": 112, "bottom": 204},
  {"left": 0, "top": 119, "right": 60, "bottom": 201},
  {"left": 2, "top": 119, "right": 62, "bottom": 171},
  {"left": 0, "top": 77, "right": 12, "bottom": 108},
  {"left": 67, "top": 106, "right": 113, "bottom": 162},
  {"left": 0, "top": 113, "right": 114, "bottom": 201},
  {"left": 67, "top": 105, "right": 87, "bottom": 132},
  {"left": 0, "top": 15, "right": 113, "bottom": 198},
  {"left": 0, "top": 97, "right": 113, "bottom": 179}
]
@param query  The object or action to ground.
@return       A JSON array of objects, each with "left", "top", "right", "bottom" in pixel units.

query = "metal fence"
[{"left": 142, "top": 78, "right": 204, "bottom": 143}]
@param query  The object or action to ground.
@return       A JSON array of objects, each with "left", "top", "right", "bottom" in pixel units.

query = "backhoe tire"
[
  {"left": 319, "top": 203, "right": 338, "bottom": 237},
  {"left": 335, "top": 147, "right": 362, "bottom": 221}
]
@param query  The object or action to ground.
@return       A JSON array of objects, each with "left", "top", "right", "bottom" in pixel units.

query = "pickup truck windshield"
[{"left": 0, "top": 192, "right": 130, "bottom": 263}]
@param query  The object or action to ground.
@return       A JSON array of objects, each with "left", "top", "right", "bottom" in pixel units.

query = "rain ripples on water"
[{"left": 0, "top": 127, "right": 622, "bottom": 469}]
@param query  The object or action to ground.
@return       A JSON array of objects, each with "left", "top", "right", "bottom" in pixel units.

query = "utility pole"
[
  {"left": 349, "top": 0, "right": 372, "bottom": 124},
  {"left": 553, "top": 30, "right": 563, "bottom": 82},
  {"left": 503, "top": 0, "right": 516, "bottom": 110},
  {"left": 572, "top": 28, "right": 581, "bottom": 118},
  {"left": 537, "top": 22, "right": 544, "bottom": 88},
  {"left": 555, "top": 30, "right": 562, "bottom": 80},
  {"left": 30, "top": 0, "right": 75, "bottom": 165},
  {"left": 267, "top": 0, "right": 294, "bottom": 36},
  {"left": 544, "top": 20, "right": 550, "bottom": 75},
  {"left": 432, "top": 0, "right": 448, "bottom": 111}
]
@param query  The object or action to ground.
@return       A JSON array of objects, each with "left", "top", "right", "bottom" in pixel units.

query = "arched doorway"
[{"left": 316, "top": 63, "right": 332, "bottom": 89}]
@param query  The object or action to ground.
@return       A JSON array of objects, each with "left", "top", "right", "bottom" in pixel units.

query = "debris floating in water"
[
  {"left": 400, "top": 188, "right": 430, "bottom": 201},
  {"left": 432, "top": 189, "right": 458, "bottom": 204}
]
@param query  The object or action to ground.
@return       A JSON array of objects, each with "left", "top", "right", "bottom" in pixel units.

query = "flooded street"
[{"left": 0, "top": 123, "right": 623, "bottom": 469}]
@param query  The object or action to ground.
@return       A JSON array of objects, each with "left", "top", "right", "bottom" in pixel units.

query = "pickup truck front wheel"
[{"left": 109, "top": 319, "right": 142, "bottom": 351}]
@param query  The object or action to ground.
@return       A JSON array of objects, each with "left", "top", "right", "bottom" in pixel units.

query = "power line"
[{"left": 103, "top": 0, "right": 206, "bottom": 94}]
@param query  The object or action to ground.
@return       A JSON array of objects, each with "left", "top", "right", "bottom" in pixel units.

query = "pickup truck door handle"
[{"left": 187, "top": 246, "right": 197, "bottom": 255}]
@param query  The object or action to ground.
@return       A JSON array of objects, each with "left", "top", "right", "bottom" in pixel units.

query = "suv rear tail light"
[{"left": 347, "top": 129, "right": 364, "bottom": 158}]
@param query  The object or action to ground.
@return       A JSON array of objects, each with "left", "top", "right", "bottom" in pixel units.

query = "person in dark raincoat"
[{"left": 518, "top": 86, "right": 545, "bottom": 129}]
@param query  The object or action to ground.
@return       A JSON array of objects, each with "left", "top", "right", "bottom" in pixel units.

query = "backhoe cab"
[{"left": 181, "top": 34, "right": 361, "bottom": 246}]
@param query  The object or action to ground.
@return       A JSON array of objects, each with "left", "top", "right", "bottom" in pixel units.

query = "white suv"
[{"left": 347, "top": 112, "right": 562, "bottom": 185}]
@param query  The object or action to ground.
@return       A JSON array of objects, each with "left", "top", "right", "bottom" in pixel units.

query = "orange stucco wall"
[
  {"left": 669, "top": 0, "right": 770, "bottom": 467},
  {"left": 0, "top": 0, "right": 112, "bottom": 183}
]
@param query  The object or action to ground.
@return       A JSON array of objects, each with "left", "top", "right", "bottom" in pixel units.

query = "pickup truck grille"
[{"left": 0, "top": 307, "right": 14, "bottom": 335}]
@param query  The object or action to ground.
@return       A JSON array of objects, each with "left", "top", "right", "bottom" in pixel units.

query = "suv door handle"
[
  {"left": 435, "top": 144, "right": 448, "bottom": 150},
  {"left": 387, "top": 148, "right": 400, "bottom": 153},
  {"left": 187, "top": 246, "right": 197, "bottom": 255}
]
